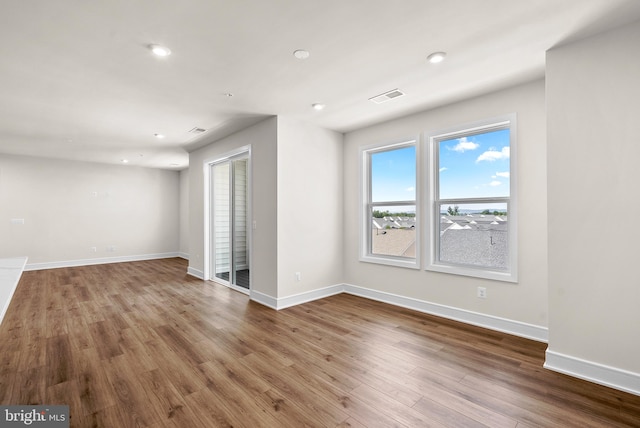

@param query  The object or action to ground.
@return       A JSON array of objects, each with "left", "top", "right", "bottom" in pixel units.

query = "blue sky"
[
  {"left": 371, "top": 128, "right": 510, "bottom": 203},
  {"left": 439, "top": 128, "right": 510, "bottom": 200},
  {"left": 371, "top": 145, "right": 416, "bottom": 202}
]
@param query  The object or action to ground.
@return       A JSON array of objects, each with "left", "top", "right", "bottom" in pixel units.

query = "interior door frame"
[{"left": 203, "top": 145, "right": 252, "bottom": 294}]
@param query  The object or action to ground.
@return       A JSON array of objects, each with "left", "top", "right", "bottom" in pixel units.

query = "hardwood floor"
[{"left": 1, "top": 258, "right": 639, "bottom": 427}]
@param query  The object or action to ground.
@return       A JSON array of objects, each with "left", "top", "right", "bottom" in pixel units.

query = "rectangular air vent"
[
  {"left": 188, "top": 127, "right": 207, "bottom": 134},
  {"left": 369, "top": 88, "right": 405, "bottom": 104}
]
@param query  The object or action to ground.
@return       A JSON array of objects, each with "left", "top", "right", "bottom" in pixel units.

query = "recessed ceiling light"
[
  {"left": 149, "top": 44, "right": 171, "bottom": 57},
  {"left": 427, "top": 51, "right": 446, "bottom": 64},
  {"left": 121, "top": 159, "right": 129, "bottom": 164},
  {"left": 293, "top": 49, "right": 310, "bottom": 60},
  {"left": 223, "top": 92, "right": 233, "bottom": 97},
  {"left": 154, "top": 133, "right": 165, "bottom": 139},
  {"left": 312, "top": 103, "right": 325, "bottom": 111}
]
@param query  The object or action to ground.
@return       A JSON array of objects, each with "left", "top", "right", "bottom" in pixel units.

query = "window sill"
[
  {"left": 426, "top": 262, "right": 517, "bottom": 283},
  {"left": 360, "top": 255, "right": 420, "bottom": 270}
]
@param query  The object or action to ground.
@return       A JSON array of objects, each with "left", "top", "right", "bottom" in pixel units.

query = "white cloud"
[
  {"left": 450, "top": 137, "right": 479, "bottom": 153},
  {"left": 406, "top": 186, "right": 415, "bottom": 192},
  {"left": 489, "top": 180, "right": 502, "bottom": 187},
  {"left": 495, "top": 171, "right": 510, "bottom": 178},
  {"left": 439, "top": 167, "right": 447, "bottom": 172},
  {"left": 476, "top": 146, "right": 510, "bottom": 162}
]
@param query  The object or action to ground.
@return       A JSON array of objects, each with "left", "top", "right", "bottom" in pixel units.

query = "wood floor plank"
[
  {"left": 254, "top": 387, "right": 342, "bottom": 428},
  {"left": 1, "top": 258, "right": 639, "bottom": 427},
  {"left": 349, "top": 382, "right": 448, "bottom": 428},
  {"left": 102, "top": 355, "right": 163, "bottom": 428},
  {"left": 46, "top": 380, "right": 83, "bottom": 424},
  {"left": 11, "top": 366, "right": 47, "bottom": 406},
  {"left": 144, "top": 338, "right": 206, "bottom": 396},
  {"left": 64, "top": 306, "right": 94, "bottom": 351},
  {"left": 45, "top": 334, "right": 73, "bottom": 387},
  {"left": 74, "top": 406, "right": 126, "bottom": 428},
  {"left": 87, "top": 320, "right": 123, "bottom": 360},
  {"left": 337, "top": 417, "right": 369, "bottom": 428},
  {"left": 195, "top": 360, "right": 284, "bottom": 427},
  {"left": 74, "top": 347, "right": 117, "bottom": 416},
  {"left": 153, "top": 324, "right": 206, "bottom": 366},
  {"left": 138, "top": 368, "right": 202, "bottom": 427},
  {"left": 240, "top": 351, "right": 351, "bottom": 427},
  {"left": 183, "top": 387, "right": 242, "bottom": 427}
]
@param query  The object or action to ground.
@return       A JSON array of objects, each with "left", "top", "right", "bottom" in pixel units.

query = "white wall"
[
  {"left": 276, "top": 117, "right": 344, "bottom": 299},
  {"left": 189, "top": 117, "right": 278, "bottom": 297},
  {"left": 343, "top": 80, "right": 548, "bottom": 334},
  {"left": 0, "top": 154, "right": 180, "bottom": 268},
  {"left": 546, "top": 20, "right": 640, "bottom": 385},
  {"left": 188, "top": 116, "right": 344, "bottom": 304},
  {"left": 179, "top": 169, "right": 189, "bottom": 258}
]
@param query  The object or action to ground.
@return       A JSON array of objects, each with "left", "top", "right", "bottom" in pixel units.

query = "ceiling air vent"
[
  {"left": 188, "top": 127, "right": 207, "bottom": 134},
  {"left": 369, "top": 88, "right": 405, "bottom": 104}
]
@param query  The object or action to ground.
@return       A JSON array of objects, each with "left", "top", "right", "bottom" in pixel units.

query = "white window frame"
[
  {"left": 425, "top": 115, "right": 517, "bottom": 282},
  {"left": 359, "top": 138, "right": 419, "bottom": 269}
]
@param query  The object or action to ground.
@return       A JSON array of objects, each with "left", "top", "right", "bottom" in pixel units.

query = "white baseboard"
[
  {"left": 247, "top": 282, "right": 547, "bottom": 343},
  {"left": 250, "top": 285, "right": 343, "bottom": 310},
  {"left": 24, "top": 252, "right": 181, "bottom": 271},
  {"left": 250, "top": 290, "right": 278, "bottom": 309},
  {"left": 178, "top": 252, "right": 189, "bottom": 260},
  {"left": 0, "top": 257, "right": 28, "bottom": 326},
  {"left": 187, "top": 266, "right": 204, "bottom": 280},
  {"left": 544, "top": 350, "right": 640, "bottom": 396},
  {"left": 275, "top": 284, "right": 344, "bottom": 310},
  {"left": 343, "top": 283, "right": 548, "bottom": 343}
]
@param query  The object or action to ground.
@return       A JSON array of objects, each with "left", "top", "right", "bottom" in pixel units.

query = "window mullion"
[
  {"left": 361, "top": 139, "right": 418, "bottom": 268},
  {"left": 427, "top": 114, "right": 516, "bottom": 282}
]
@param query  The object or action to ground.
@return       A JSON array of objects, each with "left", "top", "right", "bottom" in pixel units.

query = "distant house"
[
  {"left": 371, "top": 214, "right": 509, "bottom": 269},
  {"left": 440, "top": 215, "right": 508, "bottom": 269}
]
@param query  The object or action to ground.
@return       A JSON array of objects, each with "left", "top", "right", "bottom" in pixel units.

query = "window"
[
  {"left": 360, "top": 140, "right": 418, "bottom": 268},
  {"left": 427, "top": 115, "right": 517, "bottom": 282}
]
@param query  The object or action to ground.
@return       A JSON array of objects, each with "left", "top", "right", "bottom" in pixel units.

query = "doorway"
[{"left": 209, "top": 150, "right": 251, "bottom": 293}]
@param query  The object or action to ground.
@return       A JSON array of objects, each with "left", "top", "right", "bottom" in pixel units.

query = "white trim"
[
  {"left": 250, "top": 290, "right": 278, "bottom": 310},
  {"left": 545, "top": 349, "right": 640, "bottom": 396},
  {"left": 359, "top": 255, "right": 420, "bottom": 269},
  {"left": 0, "top": 257, "right": 28, "bottom": 325},
  {"left": 250, "top": 281, "right": 547, "bottom": 342},
  {"left": 24, "top": 252, "right": 180, "bottom": 271},
  {"left": 187, "top": 266, "right": 204, "bottom": 279},
  {"left": 343, "top": 283, "right": 548, "bottom": 342},
  {"left": 359, "top": 137, "right": 420, "bottom": 270},
  {"left": 276, "top": 284, "right": 344, "bottom": 310},
  {"left": 250, "top": 285, "right": 343, "bottom": 310},
  {"left": 425, "top": 114, "right": 518, "bottom": 283},
  {"left": 178, "top": 252, "right": 189, "bottom": 260}
]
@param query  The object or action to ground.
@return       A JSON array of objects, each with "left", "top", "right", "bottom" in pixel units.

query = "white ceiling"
[{"left": 1, "top": 0, "right": 640, "bottom": 170}]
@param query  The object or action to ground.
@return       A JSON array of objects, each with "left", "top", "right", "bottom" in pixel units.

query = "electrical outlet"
[
  {"left": 477, "top": 287, "right": 487, "bottom": 299},
  {"left": 295, "top": 272, "right": 301, "bottom": 282},
  {"left": 90, "top": 247, "right": 97, "bottom": 253}
]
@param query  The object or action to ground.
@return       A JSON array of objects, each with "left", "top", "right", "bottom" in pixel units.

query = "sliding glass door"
[{"left": 211, "top": 154, "right": 250, "bottom": 292}]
